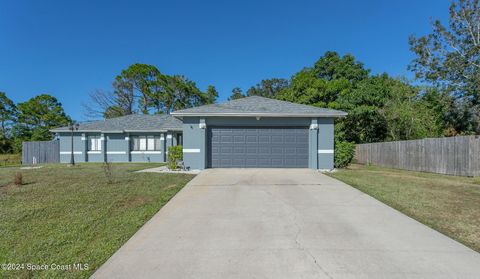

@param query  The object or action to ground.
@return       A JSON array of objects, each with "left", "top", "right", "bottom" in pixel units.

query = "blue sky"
[{"left": 1, "top": 0, "right": 450, "bottom": 120}]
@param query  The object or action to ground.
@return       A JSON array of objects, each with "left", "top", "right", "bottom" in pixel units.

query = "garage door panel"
[
  {"left": 271, "top": 147, "right": 284, "bottom": 154},
  {"left": 284, "top": 135, "right": 295, "bottom": 142},
  {"left": 258, "top": 147, "right": 270, "bottom": 154},
  {"left": 208, "top": 126, "right": 308, "bottom": 168},
  {"left": 258, "top": 158, "right": 271, "bottom": 165},
  {"left": 296, "top": 147, "right": 308, "bottom": 155},
  {"left": 220, "top": 147, "right": 233, "bottom": 153},
  {"left": 271, "top": 135, "right": 283, "bottom": 143},
  {"left": 234, "top": 135, "right": 245, "bottom": 143},
  {"left": 246, "top": 136, "right": 257, "bottom": 143},
  {"left": 258, "top": 135, "right": 270, "bottom": 143},
  {"left": 221, "top": 136, "right": 233, "bottom": 143},
  {"left": 232, "top": 158, "right": 245, "bottom": 165},
  {"left": 233, "top": 147, "right": 245, "bottom": 154},
  {"left": 296, "top": 135, "right": 308, "bottom": 142},
  {"left": 284, "top": 147, "right": 296, "bottom": 154}
]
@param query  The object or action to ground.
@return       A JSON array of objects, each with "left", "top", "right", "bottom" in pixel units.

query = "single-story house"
[{"left": 52, "top": 96, "right": 347, "bottom": 170}]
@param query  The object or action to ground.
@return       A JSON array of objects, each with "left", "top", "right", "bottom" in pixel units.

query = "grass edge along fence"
[{"left": 355, "top": 135, "right": 480, "bottom": 177}]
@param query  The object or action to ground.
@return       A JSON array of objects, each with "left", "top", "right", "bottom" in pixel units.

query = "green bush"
[
  {"left": 167, "top": 145, "right": 183, "bottom": 170},
  {"left": 334, "top": 141, "right": 355, "bottom": 168}
]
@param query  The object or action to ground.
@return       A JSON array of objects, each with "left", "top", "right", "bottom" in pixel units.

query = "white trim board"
[
  {"left": 60, "top": 151, "right": 82, "bottom": 155},
  {"left": 130, "top": 151, "right": 162, "bottom": 154},
  {"left": 183, "top": 149, "right": 200, "bottom": 153},
  {"left": 87, "top": 151, "right": 102, "bottom": 154},
  {"left": 106, "top": 151, "right": 127, "bottom": 155},
  {"left": 318, "top": 149, "right": 334, "bottom": 154}
]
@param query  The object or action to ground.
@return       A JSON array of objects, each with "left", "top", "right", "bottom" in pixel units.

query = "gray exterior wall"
[
  {"left": 59, "top": 132, "right": 85, "bottom": 163},
  {"left": 317, "top": 118, "right": 334, "bottom": 170},
  {"left": 182, "top": 117, "right": 207, "bottom": 169},
  {"left": 58, "top": 131, "right": 180, "bottom": 163},
  {"left": 106, "top": 133, "right": 129, "bottom": 162},
  {"left": 182, "top": 116, "right": 335, "bottom": 170}
]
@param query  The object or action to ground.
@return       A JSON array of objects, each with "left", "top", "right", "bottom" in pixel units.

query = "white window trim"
[
  {"left": 130, "top": 151, "right": 162, "bottom": 154},
  {"left": 183, "top": 148, "right": 200, "bottom": 153},
  {"left": 89, "top": 136, "right": 102, "bottom": 151},
  {"left": 131, "top": 135, "right": 161, "bottom": 151},
  {"left": 106, "top": 151, "right": 127, "bottom": 154}
]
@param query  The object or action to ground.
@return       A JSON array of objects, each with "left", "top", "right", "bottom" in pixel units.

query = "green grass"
[
  {"left": 0, "top": 154, "right": 21, "bottom": 167},
  {"left": 0, "top": 163, "right": 195, "bottom": 278},
  {"left": 327, "top": 164, "right": 480, "bottom": 253}
]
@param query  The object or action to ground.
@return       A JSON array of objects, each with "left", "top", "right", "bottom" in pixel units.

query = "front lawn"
[
  {"left": 327, "top": 164, "right": 480, "bottom": 253},
  {"left": 0, "top": 163, "right": 195, "bottom": 278}
]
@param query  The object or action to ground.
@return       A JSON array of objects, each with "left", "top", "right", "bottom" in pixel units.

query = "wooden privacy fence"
[
  {"left": 355, "top": 136, "right": 480, "bottom": 177},
  {"left": 22, "top": 140, "right": 60, "bottom": 165}
]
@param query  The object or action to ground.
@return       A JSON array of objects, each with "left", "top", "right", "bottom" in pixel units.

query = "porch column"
[
  {"left": 166, "top": 132, "right": 173, "bottom": 159},
  {"left": 160, "top": 133, "right": 166, "bottom": 162},
  {"left": 81, "top": 133, "right": 88, "bottom": 162},
  {"left": 125, "top": 133, "right": 131, "bottom": 162},
  {"left": 309, "top": 119, "right": 319, "bottom": 169},
  {"left": 101, "top": 133, "right": 106, "bottom": 163}
]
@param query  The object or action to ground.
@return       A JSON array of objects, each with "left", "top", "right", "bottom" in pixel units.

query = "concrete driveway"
[{"left": 93, "top": 169, "right": 480, "bottom": 279}]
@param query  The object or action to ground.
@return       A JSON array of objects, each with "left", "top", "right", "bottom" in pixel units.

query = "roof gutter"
[
  {"left": 171, "top": 112, "right": 348, "bottom": 118},
  {"left": 50, "top": 128, "right": 182, "bottom": 133}
]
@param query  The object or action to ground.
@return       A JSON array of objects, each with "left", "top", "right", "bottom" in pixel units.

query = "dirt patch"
[
  {"left": 121, "top": 196, "right": 153, "bottom": 208},
  {"left": 0, "top": 183, "right": 19, "bottom": 196}
]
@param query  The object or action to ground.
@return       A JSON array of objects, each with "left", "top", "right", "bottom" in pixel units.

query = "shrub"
[
  {"left": 14, "top": 172, "right": 23, "bottom": 186},
  {"left": 102, "top": 162, "right": 114, "bottom": 184},
  {"left": 167, "top": 145, "right": 183, "bottom": 170},
  {"left": 334, "top": 141, "right": 355, "bottom": 168}
]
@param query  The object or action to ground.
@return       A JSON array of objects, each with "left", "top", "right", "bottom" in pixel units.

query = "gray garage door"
[{"left": 208, "top": 126, "right": 309, "bottom": 168}]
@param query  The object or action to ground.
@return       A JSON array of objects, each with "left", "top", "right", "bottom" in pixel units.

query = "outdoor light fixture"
[{"left": 69, "top": 122, "right": 80, "bottom": 166}]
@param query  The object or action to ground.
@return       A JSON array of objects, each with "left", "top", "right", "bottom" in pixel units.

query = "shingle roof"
[
  {"left": 171, "top": 96, "right": 347, "bottom": 117},
  {"left": 50, "top": 114, "right": 182, "bottom": 133}
]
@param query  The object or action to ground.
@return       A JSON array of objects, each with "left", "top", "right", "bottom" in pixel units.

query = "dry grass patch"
[{"left": 0, "top": 153, "right": 21, "bottom": 167}]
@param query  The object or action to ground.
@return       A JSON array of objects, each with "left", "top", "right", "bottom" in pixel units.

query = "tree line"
[
  {"left": 0, "top": 93, "right": 71, "bottom": 153},
  {"left": 0, "top": 64, "right": 219, "bottom": 153},
  {"left": 0, "top": 0, "right": 478, "bottom": 154},
  {"left": 227, "top": 0, "right": 480, "bottom": 143},
  {"left": 83, "top": 64, "right": 218, "bottom": 118},
  {"left": 226, "top": 52, "right": 450, "bottom": 144}
]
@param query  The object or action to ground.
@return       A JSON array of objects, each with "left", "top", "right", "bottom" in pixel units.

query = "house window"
[
  {"left": 176, "top": 133, "right": 183, "bottom": 145},
  {"left": 131, "top": 135, "right": 161, "bottom": 151},
  {"left": 89, "top": 136, "right": 102, "bottom": 151}
]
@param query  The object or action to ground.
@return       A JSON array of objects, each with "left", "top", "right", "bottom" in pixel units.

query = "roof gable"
[{"left": 171, "top": 96, "right": 347, "bottom": 117}]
